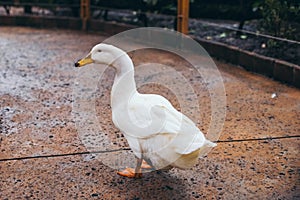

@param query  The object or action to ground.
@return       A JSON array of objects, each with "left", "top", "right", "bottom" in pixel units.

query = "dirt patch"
[{"left": 97, "top": 10, "right": 300, "bottom": 65}]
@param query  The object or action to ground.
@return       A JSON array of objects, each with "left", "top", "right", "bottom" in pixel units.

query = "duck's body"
[{"left": 75, "top": 44, "right": 216, "bottom": 177}]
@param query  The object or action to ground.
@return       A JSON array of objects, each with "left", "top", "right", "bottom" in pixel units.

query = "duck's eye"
[{"left": 98, "top": 50, "right": 102, "bottom": 52}]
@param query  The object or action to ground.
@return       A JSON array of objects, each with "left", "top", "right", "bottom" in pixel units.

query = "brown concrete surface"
[{"left": 0, "top": 27, "right": 299, "bottom": 199}]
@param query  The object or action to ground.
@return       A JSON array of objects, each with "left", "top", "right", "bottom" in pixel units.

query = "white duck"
[{"left": 75, "top": 43, "right": 216, "bottom": 178}]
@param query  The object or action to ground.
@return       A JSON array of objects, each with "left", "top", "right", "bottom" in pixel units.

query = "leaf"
[{"left": 219, "top": 33, "right": 227, "bottom": 38}]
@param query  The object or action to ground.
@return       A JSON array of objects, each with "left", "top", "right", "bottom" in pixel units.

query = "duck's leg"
[
  {"left": 117, "top": 158, "right": 143, "bottom": 178},
  {"left": 141, "top": 160, "right": 153, "bottom": 169},
  {"left": 134, "top": 158, "right": 143, "bottom": 178}
]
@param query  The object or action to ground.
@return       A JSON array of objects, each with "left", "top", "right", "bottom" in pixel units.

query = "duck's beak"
[{"left": 74, "top": 53, "right": 93, "bottom": 67}]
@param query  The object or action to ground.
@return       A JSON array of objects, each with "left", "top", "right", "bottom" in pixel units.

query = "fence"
[{"left": 0, "top": 0, "right": 190, "bottom": 33}]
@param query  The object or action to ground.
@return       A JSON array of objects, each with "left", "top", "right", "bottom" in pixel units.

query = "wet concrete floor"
[{"left": 0, "top": 27, "right": 299, "bottom": 199}]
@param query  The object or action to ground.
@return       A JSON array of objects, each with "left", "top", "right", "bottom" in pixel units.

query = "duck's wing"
[{"left": 128, "top": 94, "right": 215, "bottom": 155}]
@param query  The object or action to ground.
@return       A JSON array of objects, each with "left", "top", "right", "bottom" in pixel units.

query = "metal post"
[
  {"left": 80, "top": 0, "right": 90, "bottom": 30},
  {"left": 177, "top": 0, "right": 189, "bottom": 34}
]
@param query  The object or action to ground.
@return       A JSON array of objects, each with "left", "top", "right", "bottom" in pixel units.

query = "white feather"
[{"left": 83, "top": 44, "right": 217, "bottom": 170}]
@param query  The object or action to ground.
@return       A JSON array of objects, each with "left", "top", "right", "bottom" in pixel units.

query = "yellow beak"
[{"left": 74, "top": 53, "right": 94, "bottom": 67}]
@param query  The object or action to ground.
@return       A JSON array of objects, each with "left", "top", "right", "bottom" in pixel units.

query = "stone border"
[
  {"left": 0, "top": 16, "right": 135, "bottom": 34},
  {"left": 194, "top": 38, "right": 300, "bottom": 88},
  {"left": 0, "top": 15, "right": 299, "bottom": 88},
  {"left": 0, "top": 15, "right": 81, "bottom": 29}
]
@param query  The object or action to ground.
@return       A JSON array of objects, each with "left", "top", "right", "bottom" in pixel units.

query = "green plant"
[{"left": 253, "top": 0, "right": 299, "bottom": 39}]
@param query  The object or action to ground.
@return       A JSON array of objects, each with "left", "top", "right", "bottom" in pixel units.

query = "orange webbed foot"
[
  {"left": 117, "top": 168, "right": 142, "bottom": 178},
  {"left": 141, "top": 160, "right": 152, "bottom": 169},
  {"left": 117, "top": 159, "right": 151, "bottom": 178}
]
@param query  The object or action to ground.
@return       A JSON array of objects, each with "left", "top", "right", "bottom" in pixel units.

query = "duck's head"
[{"left": 75, "top": 43, "right": 124, "bottom": 68}]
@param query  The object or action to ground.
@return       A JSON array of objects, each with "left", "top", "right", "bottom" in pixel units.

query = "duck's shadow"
[{"left": 112, "top": 170, "right": 190, "bottom": 200}]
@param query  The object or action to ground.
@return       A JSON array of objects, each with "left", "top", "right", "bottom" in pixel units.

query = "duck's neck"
[{"left": 111, "top": 53, "right": 138, "bottom": 108}]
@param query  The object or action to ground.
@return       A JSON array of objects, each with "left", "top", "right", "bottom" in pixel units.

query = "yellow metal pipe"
[
  {"left": 177, "top": 0, "right": 189, "bottom": 34},
  {"left": 80, "top": 0, "right": 90, "bottom": 30}
]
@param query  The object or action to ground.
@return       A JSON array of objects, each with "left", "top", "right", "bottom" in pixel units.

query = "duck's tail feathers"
[{"left": 198, "top": 139, "right": 217, "bottom": 157}]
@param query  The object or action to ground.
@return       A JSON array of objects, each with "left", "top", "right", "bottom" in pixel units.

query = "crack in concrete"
[
  {"left": 0, "top": 148, "right": 131, "bottom": 162},
  {"left": 215, "top": 135, "right": 300, "bottom": 143},
  {"left": 1, "top": 135, "right": 299, "bottom": 163}
]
